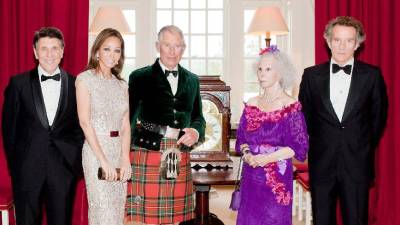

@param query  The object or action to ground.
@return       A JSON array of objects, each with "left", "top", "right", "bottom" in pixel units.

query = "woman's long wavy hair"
[{"left": 86, "top": 28, "right": 125, "bottom": 80}]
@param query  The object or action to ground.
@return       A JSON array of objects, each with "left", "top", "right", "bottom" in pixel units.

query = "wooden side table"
[{"left": 181, "top": 157, "right": 240, "bottom": 225}]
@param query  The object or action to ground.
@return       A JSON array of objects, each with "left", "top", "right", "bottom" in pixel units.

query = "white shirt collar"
[
  {"left": 330, "top": 57, "right": 354, "bottom": 67},
  {"left": 38, "top": 65, "right": 61, "bottom": 78},
  {"left": 158, "top": 59, "right": 178, "bottom": 73},
  {"left": 330, "top": 57, "right": 354, "bottom": 76}
]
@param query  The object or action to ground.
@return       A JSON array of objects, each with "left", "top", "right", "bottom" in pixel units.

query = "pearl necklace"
[{"left": 263, "top": 90, "right": 283, "bottom": 103}]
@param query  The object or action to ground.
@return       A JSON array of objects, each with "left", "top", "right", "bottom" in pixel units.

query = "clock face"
[{"left": 193, "top": 100, "right": 223, "bottom": 151}]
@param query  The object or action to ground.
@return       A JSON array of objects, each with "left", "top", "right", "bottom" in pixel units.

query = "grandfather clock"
[{"left": 190, "top": 76, "right": 232, "bottom": 168}]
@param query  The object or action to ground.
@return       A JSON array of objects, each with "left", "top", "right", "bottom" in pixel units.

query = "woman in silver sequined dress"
[{"left": 76, "top": 28, "right": 131, "bottom": 225}]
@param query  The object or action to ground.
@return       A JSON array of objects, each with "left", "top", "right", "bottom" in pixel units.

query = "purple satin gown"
[{"left": 235, "top": 102, "right": 309, "bottom": 225}]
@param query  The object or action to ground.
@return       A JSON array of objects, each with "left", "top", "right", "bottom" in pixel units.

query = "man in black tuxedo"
[
  {"left": 2, "top": 27, "right": 84, "bottom": 225},
  {"left": 299, "top": 16, "right": 388, "bottom": 225}
]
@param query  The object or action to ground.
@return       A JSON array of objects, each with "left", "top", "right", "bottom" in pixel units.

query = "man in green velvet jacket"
[{"left": 126, "top": 25, "right": 205, "bottom": 224}]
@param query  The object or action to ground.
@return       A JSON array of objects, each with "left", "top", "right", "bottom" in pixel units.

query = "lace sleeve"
[
  {"left": 235, "top": 109, "right": 248, "bottom": 154},
  {"left": 283, "top": 111, "right": 309, "bottom": 162}
]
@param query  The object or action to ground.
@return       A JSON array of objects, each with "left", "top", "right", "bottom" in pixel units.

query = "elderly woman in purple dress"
[{"left": 235, "top": 45, "right": 309, "bottom": 225}]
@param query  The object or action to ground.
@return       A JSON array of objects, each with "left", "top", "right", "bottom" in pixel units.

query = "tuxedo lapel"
[
  {"left": 30, "top": 68, "right": 50, "bottom": 130},
  {"left": 51, "top": 69, "right": 69, "bottom": 129},
  {"left": 341, "top": 61, "right": 368, "bottom": 122},
  {"left": 316, "top": 62, "right": 341, "bottom": 123}
]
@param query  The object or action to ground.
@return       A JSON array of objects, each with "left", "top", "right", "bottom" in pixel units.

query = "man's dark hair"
[
  {"left": 33, "top": 27, "right": 65, "bottom": 48},
  {"left": 324, "top": 16, "right": 365, "bottom": 44}
]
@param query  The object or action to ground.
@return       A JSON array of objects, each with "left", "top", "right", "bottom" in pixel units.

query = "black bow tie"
[
  {"left": 165, "top": 70, "right": 178, "bottom": 78},
  {"left": 41, "top": 73, "right": 61, "bottom": 82},
  {"left": 332, "top": 64, "right": 352, "bottom": 75}
]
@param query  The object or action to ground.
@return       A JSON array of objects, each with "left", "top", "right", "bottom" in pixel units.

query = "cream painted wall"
[
  {"left": 89, "top": 0, "right": 315, "bottom": 124},
  {"left": 287, "top": 0, "right": 315, "bottom": 98}
]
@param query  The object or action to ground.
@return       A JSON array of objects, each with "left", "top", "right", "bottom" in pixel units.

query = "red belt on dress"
[{"left": 110, "top": 131, "right": 119, "bottom": 137}]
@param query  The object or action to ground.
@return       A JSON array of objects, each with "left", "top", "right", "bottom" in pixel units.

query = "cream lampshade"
[
  {"left": 89, "top": 6, "right": 131, "bottom": 34},
  {"left": 247, "top": 6, "right": 289, "bottom": 48}
]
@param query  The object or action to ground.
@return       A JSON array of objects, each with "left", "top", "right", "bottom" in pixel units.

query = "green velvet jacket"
[{"left": 129, "top": 59, "right": 205, "bottom": 144}]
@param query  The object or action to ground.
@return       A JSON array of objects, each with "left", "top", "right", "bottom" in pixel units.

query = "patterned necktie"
[
  {"left": 165, "top": 70, "right": 178, "bottom": 77},
  {"left": 41, "top": 73, "right": 61, "bottom": 81},
  {"left": 332, "top": 64, "right": 352, "bottom": 75}
]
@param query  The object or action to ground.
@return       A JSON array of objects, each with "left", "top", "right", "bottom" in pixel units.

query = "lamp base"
[{"left": 264, "top": 38, "right": 271, "bottom": 48}]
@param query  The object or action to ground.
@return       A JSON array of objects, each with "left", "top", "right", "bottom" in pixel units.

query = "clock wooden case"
[{"left": 191, "top": 76, "right": 231, "bottom": 165}]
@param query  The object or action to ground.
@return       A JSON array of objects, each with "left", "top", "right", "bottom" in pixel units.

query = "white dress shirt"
[
  {"left": 158, "top": 60, "right": 199, "bottom": 142},
  {"left": 38, "top": 65, "right": 61, "bottom": 126},
  {"left": 159, "top": 61, "right": 179, "bottom": 95},
  {"left": 330, "top": 58, "right": 354, "bottom": 122}
]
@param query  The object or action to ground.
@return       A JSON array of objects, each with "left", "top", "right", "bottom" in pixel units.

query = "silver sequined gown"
[{"left": 77, "top": 70, "right": 128, "bottom": 225}]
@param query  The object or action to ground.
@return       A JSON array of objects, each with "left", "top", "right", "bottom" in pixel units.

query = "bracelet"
[{"left": 240, "top": 144, "right": 250, "bottom": 154}]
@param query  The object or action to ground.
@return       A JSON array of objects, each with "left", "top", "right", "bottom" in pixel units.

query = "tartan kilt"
[{"left": 125, "top": 138, "right": 195, "bottom": 224}]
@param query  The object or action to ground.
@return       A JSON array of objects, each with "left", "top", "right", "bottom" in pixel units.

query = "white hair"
[
  {"left": 254, "top": 50, "right": 297, "bottom": 90},
  {"left": 157, "top": 25, "right": 186, "bottom": 46}
]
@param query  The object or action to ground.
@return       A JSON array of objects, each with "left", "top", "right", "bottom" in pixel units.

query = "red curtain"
[
  {"left": 315, "top": 0, "right": 400, "bottom": 225},
  {"left": 0, "top": 0, "right": 89, "bottom": 224}
]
